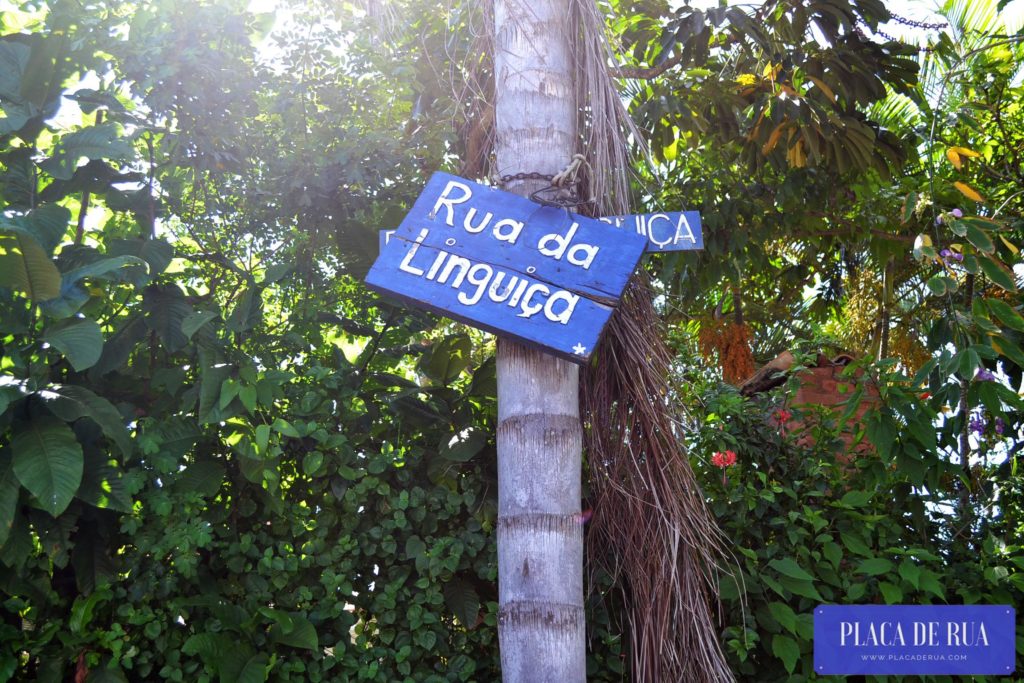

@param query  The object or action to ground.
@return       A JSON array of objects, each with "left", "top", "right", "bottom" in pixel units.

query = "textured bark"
[{"left": 493, "top": 2, "right": 583, "bottom": 680}]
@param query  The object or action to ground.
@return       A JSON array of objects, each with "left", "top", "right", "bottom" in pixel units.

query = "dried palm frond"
[
  {"left": 568, "top": 2, "right": 734, "bottom": 680},
  {"left": 582, "top": 274, "right": 735, "bottom": 683}
]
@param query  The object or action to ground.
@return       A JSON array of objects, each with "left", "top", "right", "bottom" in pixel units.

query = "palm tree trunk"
[{"left": 492, "top": 1, "right": 585, "bottom": 681}]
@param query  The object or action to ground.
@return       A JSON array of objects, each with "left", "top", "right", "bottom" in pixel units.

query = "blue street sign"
[
  {"left": 365, "top": 172, "right": 647, "bottom": 363},
  {"left": 379, "top": 211, "right": 703, "bottom": 253},
  {"left": 814, "top": 605, "right": 1015, "bottom": 676},
  {"left": 597, "top": 212, "right": 703, "bottom": 251}
]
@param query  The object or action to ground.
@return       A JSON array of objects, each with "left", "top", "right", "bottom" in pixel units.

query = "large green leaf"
[
  {"left": 22, "top": 205, "right": 71, "bottom": 255},
  {"left": 443, "top": 578, "right": 481, "bottom": 628},
  {"left": 173, "top": 459, "right": 225, "bottom": 498},
  {"left": 438, "top": 427, "right": 488, "bottom": 462},
  {"left": 268, "top": 612, "right": 318, "bottom": 651},
  {"left": 0, "top": 451, "right": 21, "bottom": 548},
  {"left": 39, "top": 123, "right": 135, "bottom": 181},
  {"left": 77, "top": 450, "right": 132, "bottom": 512},
  {"left": 90, "top": 313, "right": 147, "bottom": 376},
  {"left": 43, "top": 384, "right": 131, "bottom": 457},
  {"left": 225, "top": 287, "right": 262, "bottom": 334},
  {"left": 768, "top": 557, "right": 815, "bottom": 582},
  {"left": 224, "top": 653, "right": 270, "bottom": 683},
  {"left": 11, "top": 416, "right": 83, "bottom": 516},
  {"left": 0, "top": 42, "right": 30, "bottom": 100},
  {"left": 419, "top": 334, "right": 472, "bottom": 385},
  {"left": 979, "top": 255, "right": 1017, "bottom": 292},
  {"left": 44, "top": 318, "right": 103, "bottom": 371},
  {"left": 107, "top": 238, "right": 174, "bottom": 279},
  {"left": 61, "top": 255, "right": 148, "bottom": 286},
  {"left": 772, "top": 634, "right": 800, "bottom": 674},
  {"left": 0, "top": 230, "right": 62, "bottom": 300},
  {"left": 143, "top": 285, "right": 193, "bottom": 353}
]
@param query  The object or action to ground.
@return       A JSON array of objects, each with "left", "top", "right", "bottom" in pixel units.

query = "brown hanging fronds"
[
  {"left": 582, "top": 274, "right": 735, "bottom": 683},
  {"left": 698, "top": 319, "right": 756, "bottom": 385}
]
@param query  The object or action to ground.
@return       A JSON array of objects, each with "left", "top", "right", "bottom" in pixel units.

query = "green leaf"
[
  {"left": 0, "top": 42, "right": 30, "bottom": 100},
  {"left": 174, "top": 459, "right": 225, "bottom": 498},
  {"left": 771, "top": 634, "right": 800, "bottom": 674},
  {"left": 44, "top": 318, "right": 103, "bottom": 371},
  {"left": 77, "top": 449, "right": 132, "bottom": 512},
  {"left": 965, "top": 222, "right": 996, "bottom": 254},
  {"left": 979, "top": 255, "right": 1017, "bottom": 292},
  {"left": 0, "top": 451, "right": 21, "bottom": 548},
  {"left": 985, "top": 298, "right": 1024, "bottom": 332},
  {"left": 841, "top": 532, "right": 873, "bottom": 557},
  {"left": 269, "top": 613, "right": 318, "bottom": 651},
  {"left": 439, "top": 427, "right": 488, "bottom": 462},
  {"left": 271, "top": 418, "right": 300, "bottom": 438},
  {"left": 420, "top": 334, "right": 472, "bottom": 385},
  {"left": 90, "top": 313, "right": 147, "bottom": 376},
  {"left": 11, "top": 416, "right": 83, "bottom": 516},
  {"left": 838, "top": 490, "right": 873, "bottom": 508},
  {"left": 61, "top": 255, "right": 148, "bottom": 286},
  {"left": 262, "top": 263, "right": 291, "bottom": 284},
  {"left": 302, "top": 451, "right": 324, "bottom": 476},
  {"left": 0, "top": 230, "right": 62, "bottom": 300},
  {"left": 198, "top": 363, "right": 232, "bottom": 424},
  {"left": 22, "top": 205, "right": 71, "bottom": 255},
  {"left": 405, "top": 535, "right": 427, "bottom": 560},
  {"left": 69, "top": 586, "right": 111, "bottom": 634},
  {"left": 182, "top": 311, "right": 218, "bottom": 339},
  {"left": 769, "top": 557, "right": 815, "bottom": 582},
  {"left": 857, "top": 558, "right": 894, "bottom": 576},
  {"left": 823, "top": 542, "right": 843, "bottom": 569},
  {"left": 39, "top": 123, "right": 135, "bottom": 181},
  {"left": 919, "top": 570, "right": 946, "bottom": 599},
  {"left": 143, "top": 285, "right": 193, "bottom": 353},
  {"left": 879, "top": 581, "right": 903, "bottom": 604},
  {"left": 239, "top": 386, "right": 258, "bottom": 414},
  {"left": 231, "top": 653, "right": 270, "bottom": 683},
  {"left": 768, "top": 601, "right": 797, "bottom": 634},
  {"left": 443, "top": 578, "right": 480, "bottom": 629},
  {"left": 777, "top": 574, "right": 823, "bottom": 601},
  {"left": 107, "top": 238, "right": 174, "bottom": 278},
  {"left": 926, "top": 274, "right": 957, "bottom": 296},
  {"left": 226, "top": 287, "right": 262, "bottom": 334},
  {"left": 42, "top": 384, "right": 131, "bottom": 457}
]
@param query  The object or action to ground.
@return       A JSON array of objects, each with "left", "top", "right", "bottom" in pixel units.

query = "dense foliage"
[{"left": 1, "top": 0, "right": 1023, "bottom": 680}]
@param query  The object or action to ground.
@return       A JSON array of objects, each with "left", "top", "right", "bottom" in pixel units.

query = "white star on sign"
[{"left": 572, "top": 343, "right": 587, "bottom": 356}]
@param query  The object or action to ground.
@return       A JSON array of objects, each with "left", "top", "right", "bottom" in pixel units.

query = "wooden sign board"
[
  {"left": 381, "top": 211, "right": 703, "bottom": 253},
  {"left": 365, "top": 172, "right": 647, "bottom": 363}
]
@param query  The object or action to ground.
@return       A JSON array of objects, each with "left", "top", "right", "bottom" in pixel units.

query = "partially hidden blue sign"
[
  {"left": 814, "top": 605, "right": 1015, "bottom": 676},
  {"left": 365, "top": 172, "right": 647, "bottom": 363},
  {"left": 379, "top": 210, "right": 702, "bottom": 253}
]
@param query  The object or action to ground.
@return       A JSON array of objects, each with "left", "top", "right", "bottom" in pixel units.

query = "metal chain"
[
  {"left": 890, "top": 12, "right": 948, "bottom": 31},
  {"left": 498, "top": 171, "right": 555, "bottom": 184}
]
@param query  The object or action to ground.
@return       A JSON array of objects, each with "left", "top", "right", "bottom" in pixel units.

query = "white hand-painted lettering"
[
  {"left": 398, "top": 229, "right": 430, "bottom": 275},
  {"left": 518, "top": 283, "right": 550, "bottom": 318},
  {"left": 431, "top": 180, "right": 473, "bottom": 226},
  {"left": 463, "top": 207, "right": 493, "bottom": 234},
  {"left": 647, "top": 214, "right": 673, "bottom": 248},
  {"left": 674, "top": 213, "right": 697, "bottom": 245},
  {"left": 537, "top": 222, "right": 599, "bottom": 269}
]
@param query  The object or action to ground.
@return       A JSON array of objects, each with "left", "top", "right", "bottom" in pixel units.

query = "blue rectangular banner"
[
  {"left": 365, "top": 172, "right": 647, "bottom": 363},
  {"left": 814, "top": 605, "right": 1015, "bottom": 676}
]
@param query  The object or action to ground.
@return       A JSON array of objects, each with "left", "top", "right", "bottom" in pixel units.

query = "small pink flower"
[
  {"left": 952, "top": 208, "right": 963, "bottom": 218},
  {"left": 774, "top": 408, "right": 792, "bottom": 425}
]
